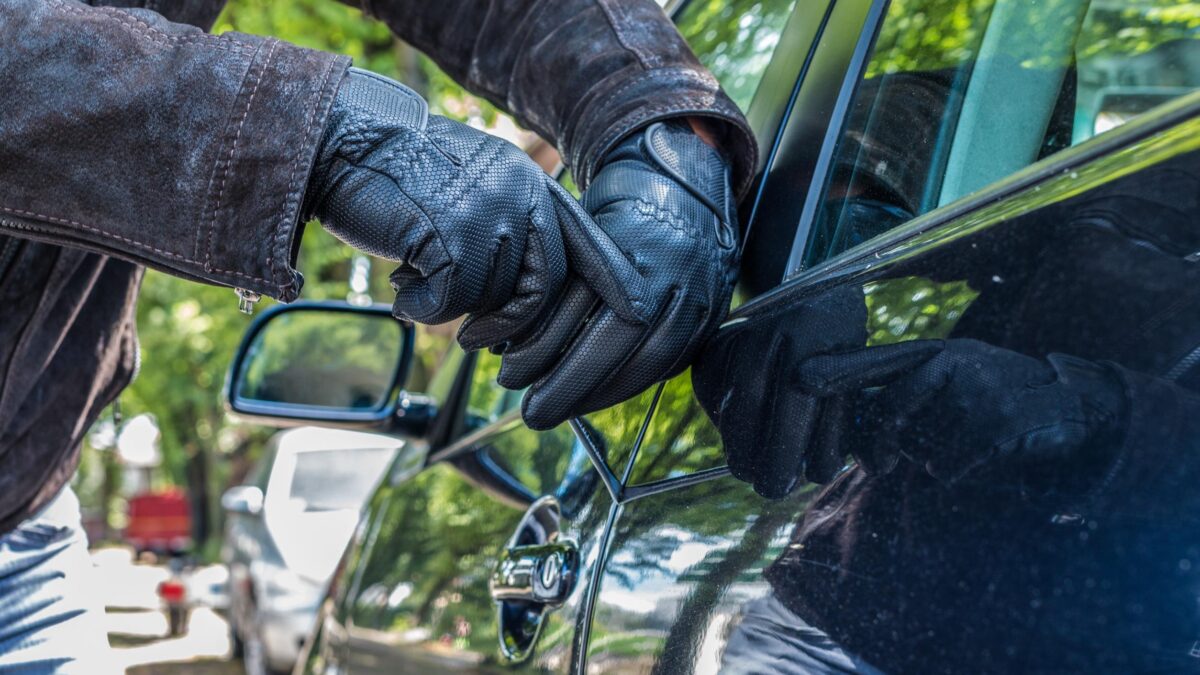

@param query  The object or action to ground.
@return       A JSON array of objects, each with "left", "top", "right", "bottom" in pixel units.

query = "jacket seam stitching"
[
  {"left": 269, "top": 54, "right": 341, "bottom": 292},
  {"left": 0, "top": 215, "right": 270, "bottom": 283},
  {"left": 47, "top": 0, "right": 255, "bottom": 54},
  {"left": 204, "top": 39, "right": 277, "bottom": 270},
  {"left": 595, "top": 0, "right": 653, "bottom": 71},
  {"left": 569, "top": 68, "right": 718, "bottom": 173}
]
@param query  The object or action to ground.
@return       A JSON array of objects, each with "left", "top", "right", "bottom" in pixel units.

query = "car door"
[
  {"left": 296, "top": 3, "right": 810, "bottom": 671},
  {"left": 585, "top": 0, "right": 1200, "bottom": 672},
  {"left": 300, "top": 343, "right": 670, "bottom": 674}
]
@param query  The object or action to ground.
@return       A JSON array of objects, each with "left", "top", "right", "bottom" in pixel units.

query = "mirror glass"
[{"left": 235, "top": 309, "right": 403, "bottom": 413}]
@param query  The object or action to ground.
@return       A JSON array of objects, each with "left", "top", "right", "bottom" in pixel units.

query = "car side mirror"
[
  {"left": 225, "top": 301, "right": 418, "bottom": 429},
  {"left": 221, "top": 485, "right": 264, "bottom": 516}
]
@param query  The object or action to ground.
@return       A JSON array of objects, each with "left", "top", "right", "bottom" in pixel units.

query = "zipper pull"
[{"left": 235, "top": 288, "right": 261, "bottom": 315}]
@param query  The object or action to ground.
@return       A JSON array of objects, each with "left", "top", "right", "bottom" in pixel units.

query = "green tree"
[{"left": 76, "top": 0, "right": 483, "bottom": 554}]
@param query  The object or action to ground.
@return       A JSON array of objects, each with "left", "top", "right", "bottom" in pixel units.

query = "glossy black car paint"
[{"left": 293, "top": 1, "right": 1200, "bottom": 673}]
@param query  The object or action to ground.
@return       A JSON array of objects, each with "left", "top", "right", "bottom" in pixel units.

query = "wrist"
[{"left": 685, "top": 116, "right": 721, "bottom": 149}]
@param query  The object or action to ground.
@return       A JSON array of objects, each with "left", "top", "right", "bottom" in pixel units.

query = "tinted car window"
[
  {"left": 802, "top": 0, "right": 1200, "bottom": 268},
  {"left": 614, "top": 122, "right": 1200, "bottom": 672}
]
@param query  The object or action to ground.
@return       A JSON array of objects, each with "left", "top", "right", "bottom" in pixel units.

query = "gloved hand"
[
  {"left": 690, "top": 285, "right": 869, "bottom": 498},
  {"left": 305, "top": 68, "right": 631, "bottom": 348},
  {"left": 496, "top": 120, "right": 740, "bottom": 430},
  {"left": 794, "top": 339, "right": 1128, "bottom": 490}
]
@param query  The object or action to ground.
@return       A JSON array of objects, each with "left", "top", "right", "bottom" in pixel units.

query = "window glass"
[
  {"left": 288, "top": 447, "right": 395, "bottom": 511},
  {"left": 675, "top": 0, "right": 799, "bottom": 111},
  {"left": 465, "top": 351, "right": 524, "bottom": 431},
  {"left": 803, "top": 0, "right": 1200, "bottom": 268},
  {"left": 407, "top": 322, "right": 460, "bottom": 401}
]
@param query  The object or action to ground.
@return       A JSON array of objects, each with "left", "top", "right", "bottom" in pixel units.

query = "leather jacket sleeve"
[
  {"left": 1083, "top": 364, "right": 1200, "bottom": 522},
  {"left": 0, "top": 0, "right": 349, "bottom": 302},
  {"left": 348, "top": 0, "right": 758, "bottom": 196}
]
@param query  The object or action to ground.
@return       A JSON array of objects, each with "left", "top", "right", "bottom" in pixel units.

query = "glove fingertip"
[
  {"left": 455, "top": 317, "right": 491, "bottom": 352},
  {"left": 753, "top": 471, "right": 799, "bottom": 501},
  {"left": 520, "top": 388, "right": 567, "bottom": 431}
]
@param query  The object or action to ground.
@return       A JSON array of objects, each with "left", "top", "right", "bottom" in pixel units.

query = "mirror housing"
[
  {"left": 225, "top": 301, "right": 414, "bottom": 428},
  {"left": 221, "top": 485, "right": 264, "bottom": 516}
]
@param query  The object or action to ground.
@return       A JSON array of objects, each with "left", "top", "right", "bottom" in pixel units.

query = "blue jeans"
[{"left": 0, "top": 488, "right": 115, "bottom": 674}]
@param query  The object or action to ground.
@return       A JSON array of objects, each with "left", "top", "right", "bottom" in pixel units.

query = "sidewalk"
[{"left": 92, "top": 548, "right": 242, "bottom": 674}]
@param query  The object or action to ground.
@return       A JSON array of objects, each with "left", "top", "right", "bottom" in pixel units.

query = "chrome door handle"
[
  {"left": 490, "top": 541, "right": 578, "bottom": 607},
  {"left": 490, "top": 496, "right": 578, "bottom": 662}
]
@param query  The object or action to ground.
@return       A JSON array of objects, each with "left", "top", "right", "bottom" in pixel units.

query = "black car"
[{"left": 225, "top": 0, "right": 1200, "bottom": 672}]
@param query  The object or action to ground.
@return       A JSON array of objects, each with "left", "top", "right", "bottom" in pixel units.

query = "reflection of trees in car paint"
[
  {"left": 626, "top": 373, "right": 726, "bottom": 485},
  {"left": 346, "top": 464, "right": 521, "bottom": 656},
  {"left": 331, "top": 423, "right": 608, "bottom": 669},
  {"left": 586, "top": 480, "right": 803, "bottom": 673},
  {"left": 863, "top": 276, "right": 979, "bottom": 345},
  {"left": 583, "top": 384, "right": 668, "bottom": 478}
]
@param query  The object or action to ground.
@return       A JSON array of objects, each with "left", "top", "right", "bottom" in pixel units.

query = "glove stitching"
[{"left": 628, "top": 198, "right": 700, "bottom": 238}]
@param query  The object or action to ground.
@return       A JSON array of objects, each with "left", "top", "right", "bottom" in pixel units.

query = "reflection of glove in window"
[
  {"left": 796, "top": 339, "right": 1127, "bottom": 493},
  {"left": 691, "top": 286, "right": 869, "bottom": 498}
]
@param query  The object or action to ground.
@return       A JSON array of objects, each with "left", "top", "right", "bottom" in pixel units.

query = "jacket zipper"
[{"left": 1, "top": 217, "right": 266, "bottom": 315}]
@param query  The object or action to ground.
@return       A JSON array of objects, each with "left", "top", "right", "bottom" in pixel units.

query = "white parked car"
[{"left": 221, "top": 426, "right": 400, "bottom": 675}]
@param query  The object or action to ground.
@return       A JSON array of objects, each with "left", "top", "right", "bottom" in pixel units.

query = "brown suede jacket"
[{"left": 0, "top": 0, "right": 757, "bottom": 534}]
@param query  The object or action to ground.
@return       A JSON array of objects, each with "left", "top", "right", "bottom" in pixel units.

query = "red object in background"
[
  {"left": 157, "top": 579, "right": 187, "bottom": 603},
  {"left": 125, "top": 489, "right": 192, "bottom": 554}
]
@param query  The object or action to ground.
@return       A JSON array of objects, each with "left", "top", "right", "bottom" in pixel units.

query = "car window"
[
  {"left": 801, "top": 0, "right": 1200, "bottom": 269},
  {"left": 288, "top": 447, "right": 395, "bottom": 511},
  {"left": 674, "top": 0, "right": 799, "bottom": 111},
  {"left": 464, "top": 351, "right": 524, "bottom": 430}
]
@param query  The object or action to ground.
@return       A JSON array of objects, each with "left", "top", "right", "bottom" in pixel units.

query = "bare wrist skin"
[{"left": 686, "top": 116, "right": 721, "bottom": 148}]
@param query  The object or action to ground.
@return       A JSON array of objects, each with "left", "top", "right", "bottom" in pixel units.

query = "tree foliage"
[{"left": 75, "top": 0, "right": 477, "bottom": 551}]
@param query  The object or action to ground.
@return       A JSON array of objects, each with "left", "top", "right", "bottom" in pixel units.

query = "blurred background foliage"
[{"left": 75, "top": 0, "right": 484, "bottom": 556}]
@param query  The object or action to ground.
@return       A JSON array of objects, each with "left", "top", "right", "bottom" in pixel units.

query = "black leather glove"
[
  {"left": 497, "top": 120, "right": 739, "bottom": 430},
  {"left": 305, "top": 68, "right": 628, "bottom": 347},
  {"left": 691, "top": 285, "right": 869, "bottom": 499},
  {"left": 795, "top": 339, "right": 1128, "bottom": 490}
]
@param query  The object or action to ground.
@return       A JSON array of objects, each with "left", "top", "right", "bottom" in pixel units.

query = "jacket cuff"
[
  {"left": 1080, "top": 365, "right": 1200, "bottom": 521},
  {"left": 566, "top": 67, "right": 757, "bottom": 200},
  {"left": 197, "top": 37, "right": 349, "bottom": 302}
]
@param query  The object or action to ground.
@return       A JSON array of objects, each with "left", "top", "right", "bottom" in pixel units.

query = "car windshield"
[{"left": 288, "top": 447, "right": 395, "bottom": 512}]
